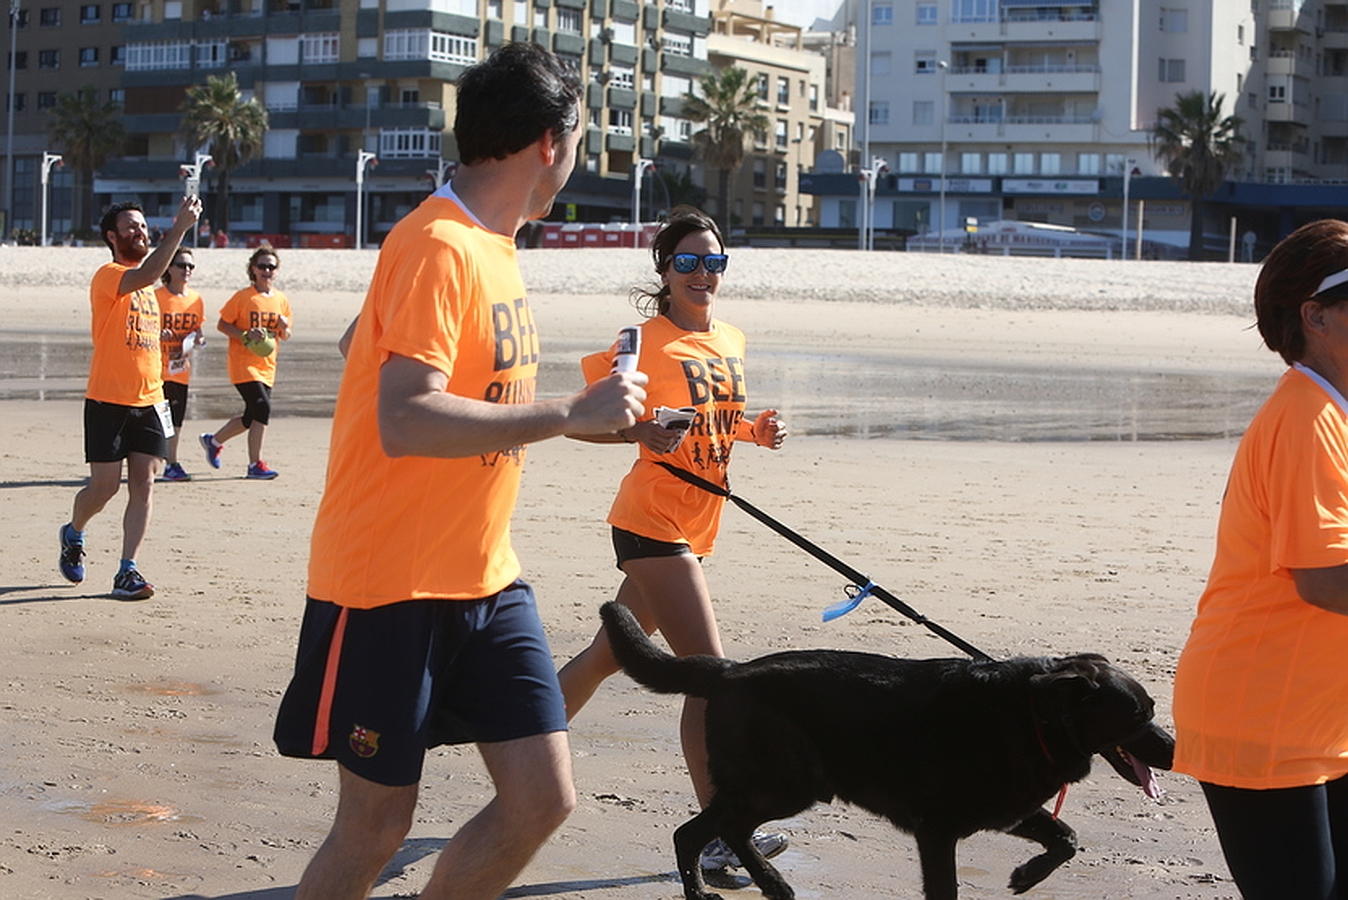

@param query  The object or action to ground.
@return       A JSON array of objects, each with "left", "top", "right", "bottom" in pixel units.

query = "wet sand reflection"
[{"left": 0, "top": 333, "right": 1270, "bottom": 443}]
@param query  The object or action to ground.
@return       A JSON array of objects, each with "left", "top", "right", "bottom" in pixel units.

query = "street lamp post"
[
  {"left": 355, "top": 149, "right": 377, "bottom": 250},
  {"left": 179, "top": 152, "right": 213, "bottom": 247},
  {"left": 631, "top": 157, "right": 655, "bottom": 247},
  {"left": 1120, "top": 157, "right": 1136, "bottom": 261},
  {"left": 937, "top": 59, "right": 948, "bottom": 254},
  {"left": 860, "top": 0, "right": 872, "bottom": 251},
  {"left": 864, "top": 155, "right": 888, "bottom": 251},
  {"left": 790, "top": 136, "right": 805, "bottom": 225},
  {"left": 40, "top": 151, "right": 62, "bottom": 247},
  {"left": 5, "top": 0, "right": 18, "bottom": 239},
  {"left": 427, "top": 158, "right": 456, "bottom": 191}
]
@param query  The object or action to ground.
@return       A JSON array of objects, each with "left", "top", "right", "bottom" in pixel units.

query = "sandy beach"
[{"left": 0, "top": 245, "right": 1275, "bottom": 899}]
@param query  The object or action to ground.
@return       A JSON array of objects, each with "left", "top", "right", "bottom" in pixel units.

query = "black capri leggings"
[
  {"left": 234, "top": 381, "right": 273, "bottom": 427},
  {"left": 163, "top": 380, "right": 189, "bottom": 429},
  {"left": 1202, "top": 775, "right": 1348, "bottom": 899}
]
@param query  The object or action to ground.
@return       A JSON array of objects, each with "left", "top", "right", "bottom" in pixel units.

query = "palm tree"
[
  {"left": 48, "top": 86, "right": 126, "bottom": 237},
  {"left": 683, "top": 67, "right": 770, "bottom": 235},
  {"left": 180, "top": 72, "right": 268, "bottom": 235},
  {"left": 1150, "top": 90, "right": 1245, "bottom": 260}
]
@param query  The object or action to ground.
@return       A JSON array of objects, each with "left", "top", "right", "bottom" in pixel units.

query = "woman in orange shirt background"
[
  {"left": 199, "top": 247, "right": 292, "bottom": 480},
  {"left": 155, "top": 248, "right": 205, "bottom": 482},
  {"left": 558, "top": 208, "right": 788, "bottom": 876},
  {"left": 1173, "top": 219, "right": 1348, "bottom": 898}
]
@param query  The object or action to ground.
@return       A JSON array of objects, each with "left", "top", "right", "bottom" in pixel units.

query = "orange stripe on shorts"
[{"left": 311, "top": 606, "right": 349, "bottom": 756}]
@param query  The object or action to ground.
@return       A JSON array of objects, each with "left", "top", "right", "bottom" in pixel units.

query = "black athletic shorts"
[
  {"left": 612, "top": 525, "right": 695, "bottom": 569},
  {"left": 83, "top": 398, "right": 170, "bottom": 463},
  {"left": 273, "top": 580, "right": 568, "bottom": 787},
  {"left": 163, "top": 381, "right": 189, "bottom": 430},
  {"left": 234, "top": 380, "right": 272, "bottom": 427}
]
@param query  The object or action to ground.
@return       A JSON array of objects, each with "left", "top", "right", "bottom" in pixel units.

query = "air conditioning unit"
[{"left": 600, "top": 27, "right": 614, "bottom": 43}]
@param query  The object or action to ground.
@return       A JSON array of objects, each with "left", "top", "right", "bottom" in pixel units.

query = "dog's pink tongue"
[{"left": 1121, "top": 748, "right": 1163, "bottom": 799}]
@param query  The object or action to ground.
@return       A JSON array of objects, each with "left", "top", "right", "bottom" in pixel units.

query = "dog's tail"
[{"left": 600, "top": 601, "right": 733, "bottom": 698}]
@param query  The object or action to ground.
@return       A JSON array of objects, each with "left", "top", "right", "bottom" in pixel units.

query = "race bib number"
[
  {"left": 154, "top": 400, "right": 175, "bottom": 438},
  {"left": 168, "top": 357, "right": 189, "bottom": 376}
]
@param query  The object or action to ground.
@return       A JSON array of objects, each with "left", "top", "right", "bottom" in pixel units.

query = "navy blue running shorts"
[
  {"left": 273, "top": 580, "right": 568, "bottom": 787},
  {"left": 612, "top": 526, "right": 695, "bottom": 570},
  {"left": 84, "top": 398, "right": 169, "bottom": 463}
]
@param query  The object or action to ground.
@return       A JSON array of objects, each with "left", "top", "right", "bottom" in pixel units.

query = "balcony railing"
[
  {"left": 949, "top": 114, "right": 1095, "bottom": 125},
  {"left": 1267, "top": 140, "right": 1310, "bottom": 155},
  {"left": 951, "top": 64, "right": 1100, "bottom": 75},
  {"left": 950, "top": 11, "right": 1098, "bottom": 25},
  {"left": 1004, "top": 11, "right": 1098, "bottom": 22}
]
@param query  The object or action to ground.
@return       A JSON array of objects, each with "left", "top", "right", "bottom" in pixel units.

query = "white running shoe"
[{"left": 699, "top": 831, "right": 789, "bottom": 870}]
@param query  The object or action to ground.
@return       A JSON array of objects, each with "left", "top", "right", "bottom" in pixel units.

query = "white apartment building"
[
  {"left": 805, "top": 0, "right": 1348, "bottom": 252},
  {"left": 707, "top": 0, "right": 854, "bottom": 228}
]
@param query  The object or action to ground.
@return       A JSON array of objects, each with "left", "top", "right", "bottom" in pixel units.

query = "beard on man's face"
[{"left": 114, "top": 231, "right": 149, "bottom": 262}]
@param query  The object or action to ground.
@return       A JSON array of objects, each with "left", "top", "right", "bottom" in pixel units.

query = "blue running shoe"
[
  {"left": 200, "top": 433, "right": 222, "bottom": 469},
  {"left": 58, "top": 524, "right": 85, "bottom": 584},
  {"left": 159, "top": 461, "right": 191, "bottom": 482},
  {"left": 246, "top": 460, "right": 279, "bottom": 480}
]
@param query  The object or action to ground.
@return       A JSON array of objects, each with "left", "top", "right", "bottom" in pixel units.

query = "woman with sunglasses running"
[
  {"left": 199, "top": 246, "right": 292, "bottom": 480},
  {"left": 559, "top": 206, "right": 788, "bottom": 876},
  {"left": 155, "top": 248, "right": 205, "bottom": 482}
]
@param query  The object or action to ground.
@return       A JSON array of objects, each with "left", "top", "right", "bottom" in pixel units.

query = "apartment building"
[
  {"left": 707, "top": 0, "right": 853, "bottom": 227},
  {"left": 2, "top": 0, "right": 717, "bottom": 243},
  {"left": 802, "top": 0, "right": 1348, "bottom": 251},
  {"left": 3, "top": 0, "right": 137, "bottom": 235}
]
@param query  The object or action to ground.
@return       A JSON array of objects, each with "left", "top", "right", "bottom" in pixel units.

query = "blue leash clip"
[{"left": 822, "top": 580, "right": 877, "bottom": 622}]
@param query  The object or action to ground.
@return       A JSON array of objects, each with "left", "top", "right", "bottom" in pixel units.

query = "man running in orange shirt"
[
  {"left": 59, "top": 195, "right": 202, "bottom": 600},
  {"left": 273, "top": 43, "right": 645, "bottom": 899}
]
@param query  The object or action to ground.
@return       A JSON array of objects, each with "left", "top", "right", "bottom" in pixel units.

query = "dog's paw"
[{"left": 1008, "top": 856, "right": 1059, "bottom": 894}]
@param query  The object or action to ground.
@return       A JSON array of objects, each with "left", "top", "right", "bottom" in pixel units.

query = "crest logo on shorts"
[{"left": 349, "top": 724, "right": 380, "bottom": 758}]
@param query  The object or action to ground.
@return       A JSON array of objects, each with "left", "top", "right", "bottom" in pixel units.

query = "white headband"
[{"left": 1315, "top": 268, "right": 1348, "bottom": 297}]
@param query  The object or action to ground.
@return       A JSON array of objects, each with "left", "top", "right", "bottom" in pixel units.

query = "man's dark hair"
[
  {"left": 100, "top": 201, "right": 144, "bottom": 256},
  {"left": 454, "top": 42, "right": 582, "bottom": 165}
]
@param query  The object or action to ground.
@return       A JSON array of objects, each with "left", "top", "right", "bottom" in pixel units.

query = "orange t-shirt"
[
  {"left": 306, "top": 193, "right": 536, "bottom": 608},
  {"left": 219, "top": 287, "right": 292, "bottom": 386},
  {"left": 1173, "top": 366, "right": 1348, "bottom": 789},
  {"left": 156, "top": 286, "right": 205, "bottom": 386},
  {"left": 581, "top": 315, "right": 749, "bottom": 556},
  {"left": 86, "top": 261, "right": 164, "bottom": 407}
]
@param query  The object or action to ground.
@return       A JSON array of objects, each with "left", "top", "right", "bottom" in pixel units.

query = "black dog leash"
[{"left": 653, "top": 461, "right": 993, "bottom": 662}]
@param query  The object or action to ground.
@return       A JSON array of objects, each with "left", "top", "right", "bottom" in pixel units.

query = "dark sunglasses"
[
  {"left": 254, "top": 263, "right": 278, "bottom": 271},
  {"left": 173, "top": 262, "right": 195, "bottom": 270},
  {"left": 670, "top": 253, "right": 728, "bottom": 275}
]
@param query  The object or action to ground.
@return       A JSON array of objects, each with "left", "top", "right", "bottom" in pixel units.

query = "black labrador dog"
[{"left": 599, "top": 600, "right": 1174, "bottom": 900}]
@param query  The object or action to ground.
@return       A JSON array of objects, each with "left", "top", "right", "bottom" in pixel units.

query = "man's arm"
[
  {"left": 338, "top": 315, "right": 358, "bottom": 359},
  {"left": 378, "top": 354, "right": 645, "bottom": 459},
  {"left": 118, "top": 195, "right": 202, "bottom": 295}
]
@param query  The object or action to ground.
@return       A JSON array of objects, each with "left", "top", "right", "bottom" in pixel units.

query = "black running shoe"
[{"left": 110, "top": 567, "right": 154, "bottom": 601}]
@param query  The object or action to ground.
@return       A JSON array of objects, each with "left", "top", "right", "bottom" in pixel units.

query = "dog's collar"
[
  {"left": 1029, "top": 713, "right": 1053, "bottom": 761},
  {"left": 1029, "top": 699, "right": 1073, "bottom": 819},
  {"left": 1031, "top": 718, "right": 1070, "bottom": 818}
]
